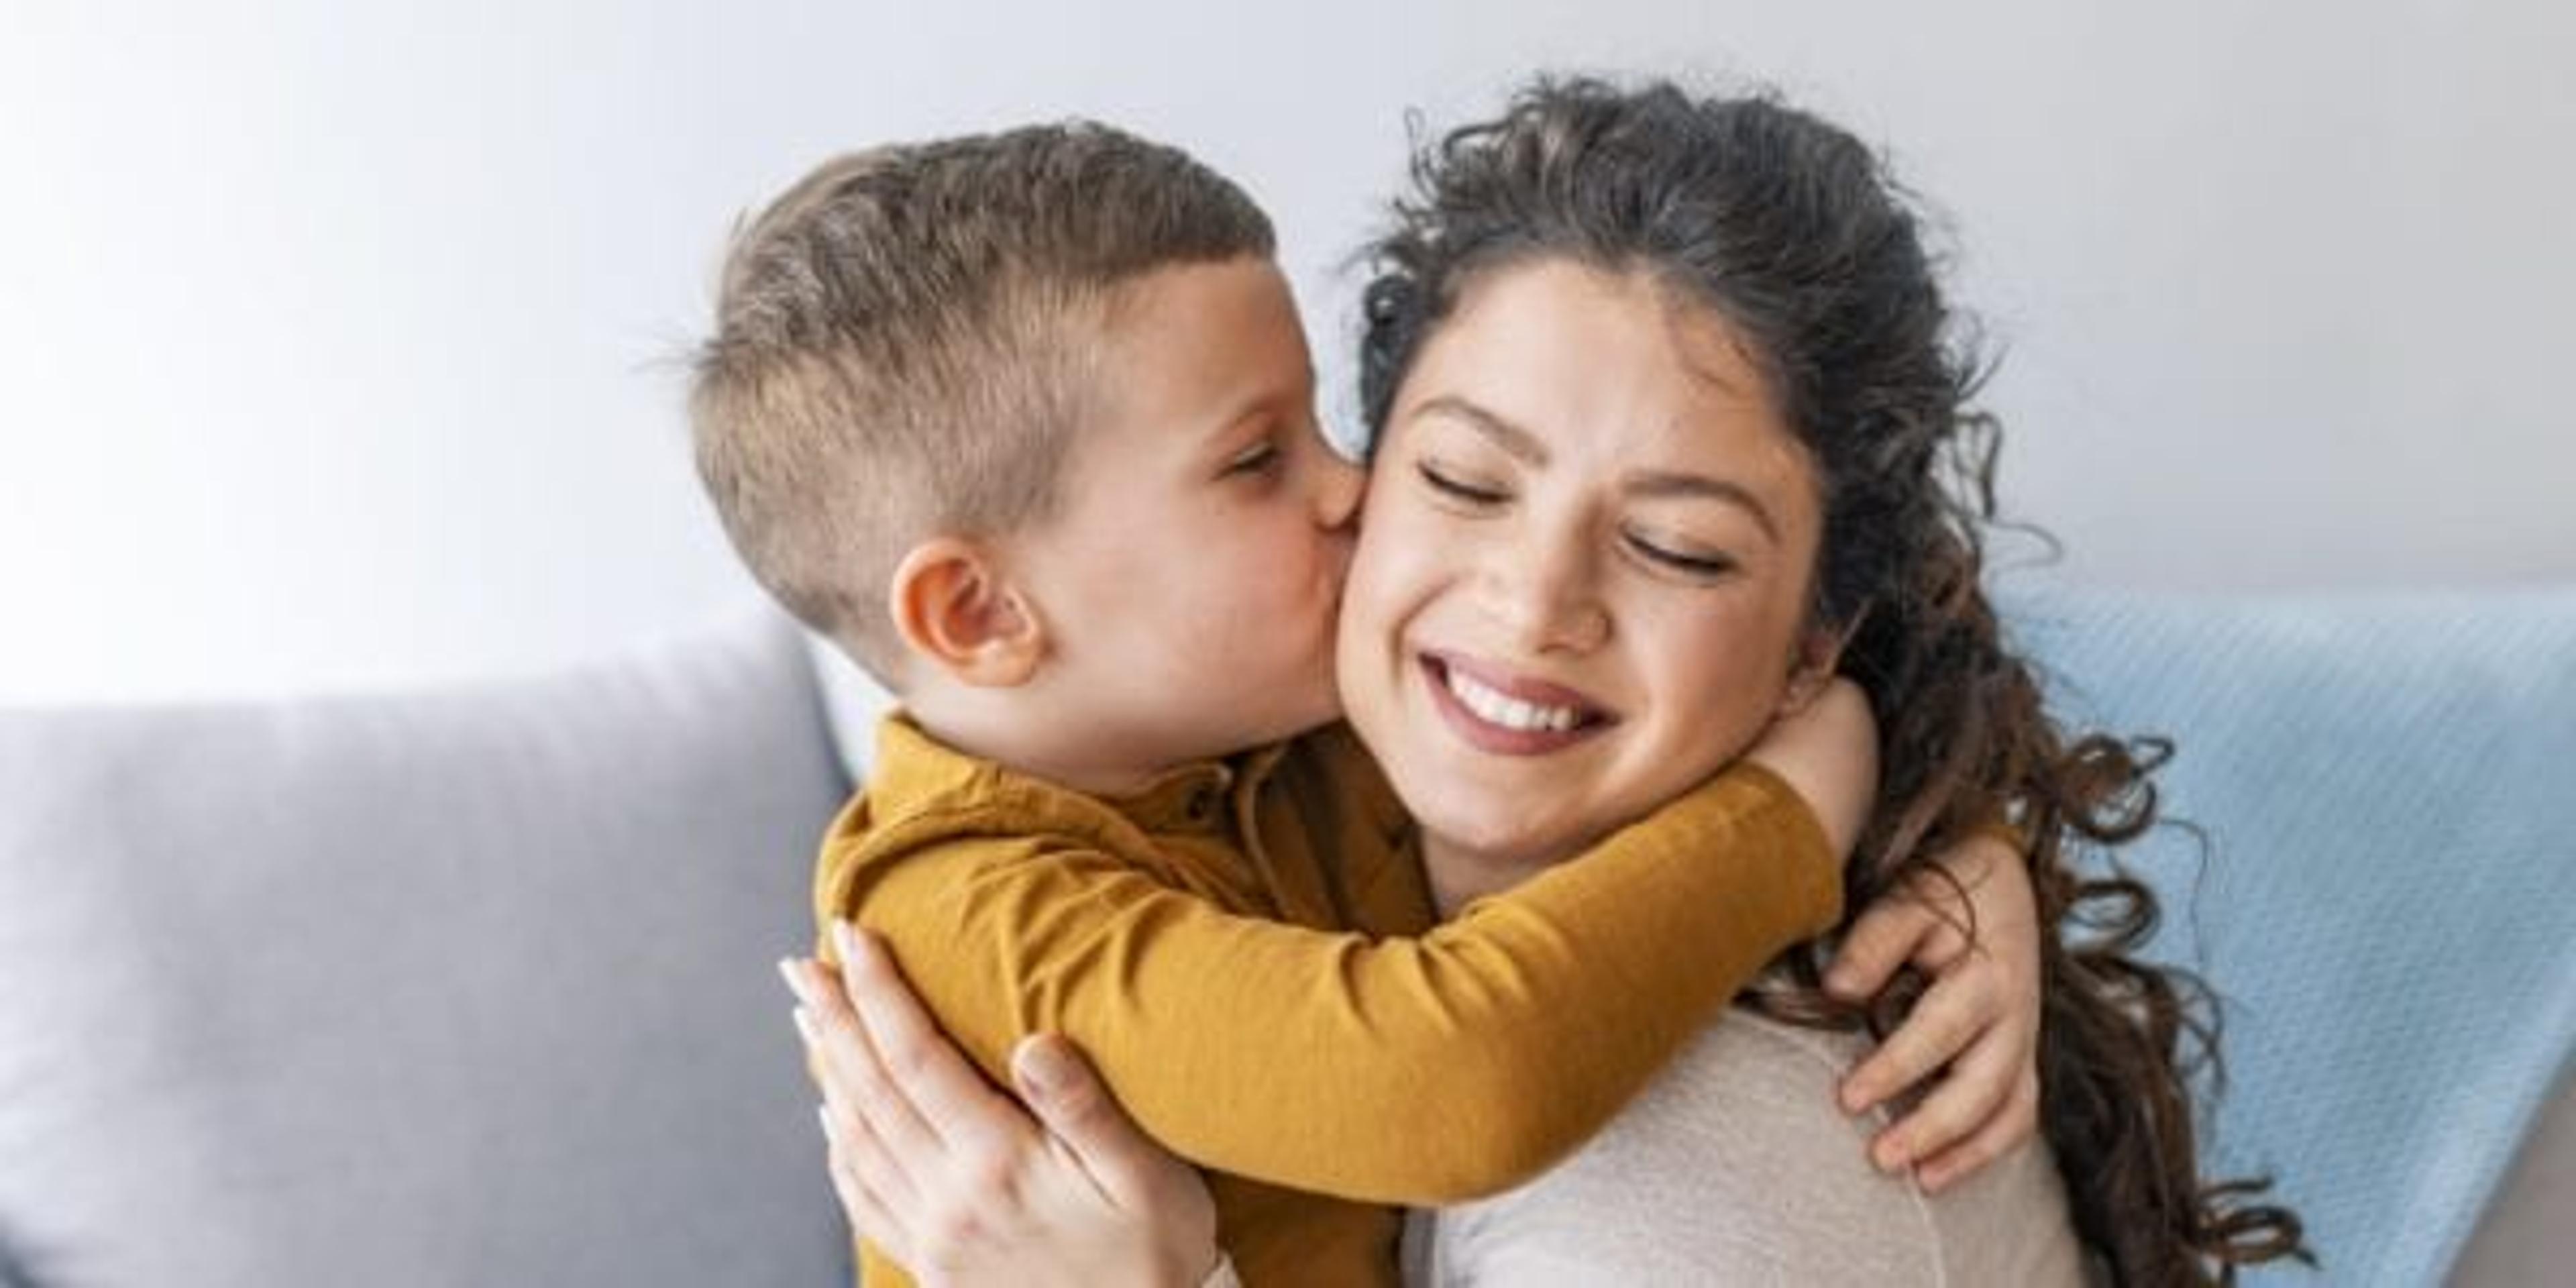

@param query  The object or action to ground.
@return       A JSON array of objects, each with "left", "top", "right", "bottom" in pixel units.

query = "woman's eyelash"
[
  {"left": 1417, "top": 461, "right": 1508, "bottom": 504},
  {"left": 1416, "top": 456, "right": 1733, "bottom": 576},
  {"left": 1625, "top": 533, "right": 1736, "bottom": 576}
]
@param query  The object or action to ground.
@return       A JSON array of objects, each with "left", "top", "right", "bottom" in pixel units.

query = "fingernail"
[
  {"left": 792, "top": 1006, "right": 818, "bottom": 1047},
  {"left": 1874, "top": 1138, "right": 1911, "bottom": 1173},
  {"left": 833, "top": 920, "right": 859, "bottom": 963},
  {"left": 777, "top": 958, "right": 812, "bottom": 1002},
  {"left": 815, "top": 1103, "right": 834, "bottom": 1141},
  {"left": 1839, "top": 1079, "right": 1875, "bottom": 1114},
  {"left": 1014, "top": 1036, "right": 1072, "bottom": 1099}
]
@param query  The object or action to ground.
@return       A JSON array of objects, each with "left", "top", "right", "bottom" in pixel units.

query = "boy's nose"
[{"left": 1311, "top": 446, "right": 1366, "bottom": 530}]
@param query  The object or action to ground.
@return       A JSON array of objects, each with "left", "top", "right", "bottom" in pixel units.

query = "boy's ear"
[{"left": 888, "top": 537, "right": 1045, "bottom": 688}]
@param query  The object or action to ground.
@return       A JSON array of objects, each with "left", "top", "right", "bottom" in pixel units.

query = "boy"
[{"left": 692, "top": 124, "right": 2001, "bottom": 1286}]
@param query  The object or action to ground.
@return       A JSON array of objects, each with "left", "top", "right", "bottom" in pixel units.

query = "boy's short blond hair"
[{"left": 690, "top": 123, "right": 1273, "bottom": 680}]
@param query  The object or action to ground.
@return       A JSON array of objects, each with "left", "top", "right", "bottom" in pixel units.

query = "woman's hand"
[
  {"left": 781, "top": 924, "right": 1225, "bottom": 1287},
  {"left": 1824, "top": 830, "right": 2043, "bottom": 1193}
]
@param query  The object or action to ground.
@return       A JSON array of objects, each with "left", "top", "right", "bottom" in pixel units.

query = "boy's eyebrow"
[
  {"left": 1411, "top": 393, "right": 1782, "bottom": 541},
  {"left": 1207, "top": 366, "right": 1318, "bottom": 441}
]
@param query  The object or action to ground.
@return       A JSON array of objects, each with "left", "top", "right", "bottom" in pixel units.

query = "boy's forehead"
[
  {"left": 1085, "top": 258, "right": 1314, "bottom": 440},
  {"left": 1102, "top": 255, "right": 1305, "bottom": 351}
]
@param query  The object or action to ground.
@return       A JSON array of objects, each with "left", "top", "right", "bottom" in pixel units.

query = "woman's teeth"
[{"left": 1444, "top": 666, "right": 1582, "bottom": 733}]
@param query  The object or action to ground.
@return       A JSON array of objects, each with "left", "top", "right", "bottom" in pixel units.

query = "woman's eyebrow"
[
  {"left": 1413, "top": 395, "right": 1549, "bottom": 465},
  {"left": 1417, "top": 392, "right": 1782, "bottom": 539},
  {"left": 1625, "top": 470, "right": 1781, "bottom": 542}
]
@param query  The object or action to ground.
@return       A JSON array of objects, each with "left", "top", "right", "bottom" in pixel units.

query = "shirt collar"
[{"left": 869, "top": 712, "right": 1248, "bottom": 836}]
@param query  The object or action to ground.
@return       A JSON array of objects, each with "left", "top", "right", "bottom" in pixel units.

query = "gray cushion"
[{"left": 0, "top": 612, "right": 852, "bottom": 1287}]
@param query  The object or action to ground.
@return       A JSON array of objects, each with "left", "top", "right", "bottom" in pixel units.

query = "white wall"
[{"left": 6, "top": 0, "right": 2571, "bottom": 702}]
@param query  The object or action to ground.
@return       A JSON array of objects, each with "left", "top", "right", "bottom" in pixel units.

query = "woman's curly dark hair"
[{"left": 1357, "top": 76, "right": 2310, "bottom": 1285}]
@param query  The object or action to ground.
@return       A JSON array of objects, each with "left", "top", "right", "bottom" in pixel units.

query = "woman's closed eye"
[
  {"left": 1417, "top": 459, "right": 1510, "bottom": 507},
  {"left": 1623, "top": 531, "right": 1739, "bottom": 579}
]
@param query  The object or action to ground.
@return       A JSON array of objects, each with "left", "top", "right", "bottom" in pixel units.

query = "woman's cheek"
[{"left": 1344, "top": 516, "right": 1428, "bottom": 630}]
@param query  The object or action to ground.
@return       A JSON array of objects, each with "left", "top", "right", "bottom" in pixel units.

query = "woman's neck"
[{"left": 1419, "top": 833, "right": 1567, "bottom": 920}]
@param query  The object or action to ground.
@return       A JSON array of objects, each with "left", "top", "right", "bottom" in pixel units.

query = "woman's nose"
[{"left": 1481, "top": 530, "right": 1610, "bottom": 654}]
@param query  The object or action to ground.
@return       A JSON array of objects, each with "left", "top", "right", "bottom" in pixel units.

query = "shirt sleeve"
[{"left": 826, "top": 762, "right": 1843, "bottom": 1206}]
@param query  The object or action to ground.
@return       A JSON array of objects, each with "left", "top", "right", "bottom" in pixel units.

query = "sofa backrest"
[
  {"left": 7, "top": 590, "right": 2569, "bottom": 1285},
  {"left": 0, "top": 611, "right": 853, "bottom": 1287}
]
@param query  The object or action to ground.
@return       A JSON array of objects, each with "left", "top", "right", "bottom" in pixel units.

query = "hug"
[{"left": 710, "top": 77, "right": 2304, "bottom": 1285}]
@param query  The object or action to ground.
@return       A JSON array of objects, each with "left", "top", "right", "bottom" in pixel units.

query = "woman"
[{"left": 802, "top": 80, "right": 2308, "bottom": 1284}]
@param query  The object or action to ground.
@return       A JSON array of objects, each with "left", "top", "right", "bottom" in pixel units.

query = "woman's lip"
[
  {"left": 1417, "top": 653, "right": 1613, "bottom": 757},
  {"left": 1424, "top": 650, "right": 1613, "bottom": 716}
]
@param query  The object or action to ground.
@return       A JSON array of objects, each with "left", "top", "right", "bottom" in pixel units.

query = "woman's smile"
[{"left": 1419, "top": 649, "right": 1617, "bottom": 754}]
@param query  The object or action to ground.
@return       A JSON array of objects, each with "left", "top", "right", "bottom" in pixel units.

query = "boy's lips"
[{"left": 1417, "top": 651, "right": 1615, "bottom": 757}]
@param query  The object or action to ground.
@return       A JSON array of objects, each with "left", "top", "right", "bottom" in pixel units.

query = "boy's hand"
[
  {"left": 1743, "top": 677, "right": 1879, "bottom": 859},
  {"left": 782, "top": 926, "right": 1221, "bottom": 1288},
  {"left": 1825, "top": 829, "right": 2043, "bottom": 1192}
]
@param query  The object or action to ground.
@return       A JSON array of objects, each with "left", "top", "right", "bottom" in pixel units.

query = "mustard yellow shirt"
[{"left": 817, "top": 715, "right": 1842, "bottom": 1287}]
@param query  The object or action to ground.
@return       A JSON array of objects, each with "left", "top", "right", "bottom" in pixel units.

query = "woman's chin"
[{"left": 1403, "top": 790, "right": 1580, "bottom": 869}]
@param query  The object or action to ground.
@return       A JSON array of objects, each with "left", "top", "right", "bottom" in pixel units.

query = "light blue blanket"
[{"left": 2013, "top": 587, "right": 2576, "bottom": 1285}]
